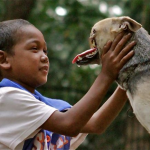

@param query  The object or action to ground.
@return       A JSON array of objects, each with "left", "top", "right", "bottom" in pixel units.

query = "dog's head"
[{"left": 72, "top": 16, "right": 142, "bottom": 65}]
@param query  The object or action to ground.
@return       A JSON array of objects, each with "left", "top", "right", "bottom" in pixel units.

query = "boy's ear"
[{"left": 0, "top": 50, "right": 11, "bottom": 69}]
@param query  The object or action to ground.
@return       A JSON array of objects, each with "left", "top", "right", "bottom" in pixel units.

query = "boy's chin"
[{"left": 37, "top": 78, "right": 48, "bottom": 87}]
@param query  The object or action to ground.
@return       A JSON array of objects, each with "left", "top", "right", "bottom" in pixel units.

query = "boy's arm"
[
  {"left": 80, "top": 86, "right": 127, "bottom": 134},
  {"left": 40, "top": 32, "right": 135, "bottom": 137}
]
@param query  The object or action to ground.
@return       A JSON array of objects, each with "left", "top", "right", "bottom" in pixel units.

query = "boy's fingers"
[
  {"left": 119, "top": 50, "right": 134, "bottom": 67},
  {"left": 114, "top": 33, "right": 132, "bottom": 55},
  {"left": 102, "top": 40, "right": 112, "bottom": 55},
  {"left": 110, "top": 31, "right": 126, "bottom": 51},
  {"left": 117, "top": 41, "right": 136, "bottom": 60}
]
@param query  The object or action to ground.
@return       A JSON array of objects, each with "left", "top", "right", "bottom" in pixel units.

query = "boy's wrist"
[
  {"left": 98, "top": 72, "right": 114, "bottom": 85},
  {"left": 116, "top": 86, "right": 128, "bottom": 101}
]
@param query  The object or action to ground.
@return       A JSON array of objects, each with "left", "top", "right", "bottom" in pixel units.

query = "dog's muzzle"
[{"left": 72, "top": 37, "right": 100, "bottom": 65}]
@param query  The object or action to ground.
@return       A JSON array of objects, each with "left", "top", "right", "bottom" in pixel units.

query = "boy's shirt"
[{"left": 0, "top": 78, "right": 87, "bottom": 150}]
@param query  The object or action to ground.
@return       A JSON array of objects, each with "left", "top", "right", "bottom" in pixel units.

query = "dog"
[{"left": 72, "top": 16, "right": 150, "bottom": 133}]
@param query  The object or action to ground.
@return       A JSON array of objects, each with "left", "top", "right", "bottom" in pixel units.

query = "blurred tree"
[{"left": 124, "top": 0, "right": 150, "bottom": 33}]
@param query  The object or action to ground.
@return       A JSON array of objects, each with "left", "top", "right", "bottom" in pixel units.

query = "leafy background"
[{"left": 1, "top": 0, "right": 150, "bottom": 149}]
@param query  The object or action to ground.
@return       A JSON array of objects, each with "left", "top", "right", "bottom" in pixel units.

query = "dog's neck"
[
  {"left": 125, "top": 27, "right": 150, "bottom": 68},
  {"left": 116, "top": 27, "right": 150, "bottom": 90}
]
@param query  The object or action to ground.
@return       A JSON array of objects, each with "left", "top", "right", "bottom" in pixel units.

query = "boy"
[{"left": 0, "top": 19, "right": 135, "bottom": 150}]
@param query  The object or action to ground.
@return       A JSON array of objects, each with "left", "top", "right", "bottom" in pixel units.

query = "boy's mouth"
[{"left": 40, "top": 65, "right": 49, "bottom": 72}]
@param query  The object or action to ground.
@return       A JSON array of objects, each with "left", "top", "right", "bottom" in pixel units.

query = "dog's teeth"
[
  {"left": 93, "top": 42, "right": 95, "bottom": 47},
  {"left": 77, "top": 56, "right": 82, "bottom": 61},
  {"left": 86, "top": 51, "right": 97, "bottom": 57},
  {"left": 86, "top": 54, "right": 91, "bottom": 57}
]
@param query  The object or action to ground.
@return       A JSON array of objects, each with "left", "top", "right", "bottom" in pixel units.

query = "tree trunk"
[{"left": 2, "top": 0, "right": 37, "bottom": 20}]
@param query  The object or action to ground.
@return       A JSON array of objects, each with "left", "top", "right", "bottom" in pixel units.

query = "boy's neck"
[{"left": 5, "top": 77, "right": 35, "bottom": 94}]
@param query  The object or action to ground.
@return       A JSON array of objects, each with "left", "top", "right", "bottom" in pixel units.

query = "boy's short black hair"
[{"left": 0, "top": 19, "right": 32, "bottom": 53}]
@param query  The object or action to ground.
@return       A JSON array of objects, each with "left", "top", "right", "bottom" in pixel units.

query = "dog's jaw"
[
  {"left": 72, "top": 47, "right": 99, "bottom": 65},
  {"left": 91, "top": 26, "right": 118, "bottom": 62}
]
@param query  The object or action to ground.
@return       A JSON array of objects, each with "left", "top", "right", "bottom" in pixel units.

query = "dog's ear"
[
  {"left": 120, "top": 16, "right": 142, "bottom": 32},
  {"left": 111, "top": 16, "right": 142, "bottom": 33}
]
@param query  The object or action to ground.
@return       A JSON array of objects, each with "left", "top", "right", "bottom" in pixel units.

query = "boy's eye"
[
  {"left": 43, "top": 49, "right": 48, "bottom": 55},
  {"left": 32, "top": 47, "right": 38, "bottom": 50}
]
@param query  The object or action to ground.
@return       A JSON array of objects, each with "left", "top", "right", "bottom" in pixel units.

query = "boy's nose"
[{"left": 41, "top": 56, "right": 49, "bottom": 63}]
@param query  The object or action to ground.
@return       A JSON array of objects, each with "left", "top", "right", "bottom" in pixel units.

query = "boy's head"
[
  {"left": 0, "top": 19, "right": 49, "bottom": 91},
  {"left": 0, "top": 19, "right": 33, "bottom": 54}
]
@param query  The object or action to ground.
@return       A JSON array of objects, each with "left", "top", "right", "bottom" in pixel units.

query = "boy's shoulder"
[
  {"left": 0, "top": 86, "right": 34, "bottom": 97},
  {"left": 0, "top": 87, "right": 38, "bottom": 107}
]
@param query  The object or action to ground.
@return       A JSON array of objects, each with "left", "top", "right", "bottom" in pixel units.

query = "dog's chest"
[{"left": 126, "top": 77, "right": 150, "bottom": 133}]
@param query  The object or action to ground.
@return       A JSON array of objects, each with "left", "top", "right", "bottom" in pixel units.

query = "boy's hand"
[{"left": 101, "top": 32, "right": 136, "bottom": 81}]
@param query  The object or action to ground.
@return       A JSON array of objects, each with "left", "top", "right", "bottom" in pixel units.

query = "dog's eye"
[{"left": 93, "top": 29, "right": 96, "bottom": 33}]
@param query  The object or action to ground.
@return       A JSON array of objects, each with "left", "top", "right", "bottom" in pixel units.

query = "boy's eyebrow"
[{"left": 26, "top": 39, "right": 47, "bottom": 47}]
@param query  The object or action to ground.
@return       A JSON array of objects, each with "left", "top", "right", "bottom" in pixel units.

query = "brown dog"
[{"left": 72, "top": 16, "right": 150, "bottom": 133}]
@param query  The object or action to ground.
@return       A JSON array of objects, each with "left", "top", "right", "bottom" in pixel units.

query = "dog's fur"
[{"left": 74, "top": 16, "right": 150, "bottom": 133}]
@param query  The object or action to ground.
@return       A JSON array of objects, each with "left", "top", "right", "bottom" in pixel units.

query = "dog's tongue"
[{"left": 72, "top": 48, "right": 97, "bottom": 64}]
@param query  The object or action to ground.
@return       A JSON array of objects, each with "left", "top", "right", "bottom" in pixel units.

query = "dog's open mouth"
[{"left": 72, "top": 38, "right": 100, "bottom": 65}]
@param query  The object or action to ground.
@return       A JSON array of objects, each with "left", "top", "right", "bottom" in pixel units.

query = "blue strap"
[{"left": 0, "top": 78, "right": 72, "bottom": 111}]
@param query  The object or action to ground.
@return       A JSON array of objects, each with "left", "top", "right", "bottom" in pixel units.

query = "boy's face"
[{"left": 8, "top": 25, "right": 49, "bottom": 92}]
